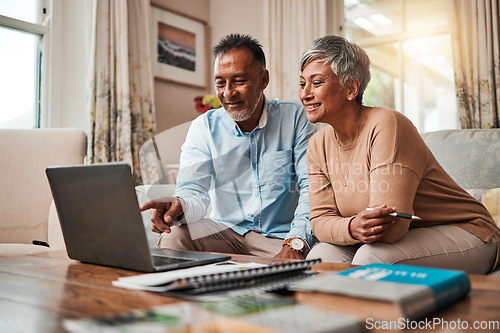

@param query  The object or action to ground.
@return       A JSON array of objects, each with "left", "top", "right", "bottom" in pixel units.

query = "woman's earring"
[{"left": 348, "top": 96, "right": 352, "bottom": 101}]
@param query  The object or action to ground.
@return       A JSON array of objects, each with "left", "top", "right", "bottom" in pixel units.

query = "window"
[
  {"left": 344, "top": 0, "right": 458, "bottom": 132},
  {"left": 0, "top": 0, "right": 48, "bottom": 129}
]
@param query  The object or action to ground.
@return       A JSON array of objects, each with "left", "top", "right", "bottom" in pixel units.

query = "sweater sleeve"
[{"left": 366, "top": 110, "right": 428, "bottom": 243}]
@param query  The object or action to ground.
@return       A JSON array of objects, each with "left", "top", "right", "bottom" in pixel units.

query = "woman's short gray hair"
[{"left": 301, "top": 35, "right": 371, "bottom": 104}]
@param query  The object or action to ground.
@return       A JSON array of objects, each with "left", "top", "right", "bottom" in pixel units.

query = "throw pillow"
[{"left": 483, "top": 188, "right": 500, "bottom": 226}]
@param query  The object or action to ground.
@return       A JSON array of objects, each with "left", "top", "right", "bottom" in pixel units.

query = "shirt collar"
[{"left": 257, "top": 97, "right": 268, "bottom": 129}]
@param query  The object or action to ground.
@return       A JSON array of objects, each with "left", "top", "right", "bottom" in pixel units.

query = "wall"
[
  {"left": 152, "top": 0, "right": 211, "bottom": 133},
  {"left": 208, "top": 0, "right": 266, "bottom": 95},
  {"left": 55, "top": 0, "right": 267, "bottom": 132},
  {"left": 153, "top": 0, "right": 265, "bottom": 132}
]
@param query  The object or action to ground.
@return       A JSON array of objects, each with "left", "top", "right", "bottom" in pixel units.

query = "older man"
[{"left": 141, "top": 34, "right": 316, "bottom": 259}]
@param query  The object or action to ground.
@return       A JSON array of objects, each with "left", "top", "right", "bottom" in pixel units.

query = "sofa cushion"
[{"left": 421, "top": 129, "right": 500, "bottom": 190}]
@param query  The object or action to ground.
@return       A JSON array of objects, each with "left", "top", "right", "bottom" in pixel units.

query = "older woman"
[{"left": 301, "top": 35, "right": 499, "bottom": 274}]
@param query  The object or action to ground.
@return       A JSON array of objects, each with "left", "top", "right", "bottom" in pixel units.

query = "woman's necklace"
[{"left": 334, "top": 106, "right": 364, "bottom": 188}]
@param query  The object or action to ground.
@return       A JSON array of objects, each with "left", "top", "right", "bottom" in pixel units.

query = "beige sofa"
[{"left": 0, "top": 128, "right": 87, "bottom": 256}]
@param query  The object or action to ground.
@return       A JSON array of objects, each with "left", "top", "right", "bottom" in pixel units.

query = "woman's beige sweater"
[{"left": 307, "top": 107, "right": 500, "bottom": 267}]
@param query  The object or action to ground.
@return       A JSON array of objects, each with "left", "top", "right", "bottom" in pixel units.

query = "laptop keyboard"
[{"left": 152, "top": 255, "right": 191, "bottom": 267}]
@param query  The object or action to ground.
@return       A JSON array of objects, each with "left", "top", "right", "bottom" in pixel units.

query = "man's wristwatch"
[{"left": 284, "top": 238, "right": 306, "bottom": 253}]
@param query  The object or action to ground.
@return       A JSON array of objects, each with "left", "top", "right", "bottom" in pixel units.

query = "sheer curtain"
[
  {"left": 87, "top": 0, "right": 156, "bottom": 184},
  {"left": 263, "top": 0, "right": 328, "bottom": 101},
  {"left": 449, "top": 0, "right": 500, "bottom": 129}
]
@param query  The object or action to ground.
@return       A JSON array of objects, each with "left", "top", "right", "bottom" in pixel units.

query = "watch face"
[{"left": 290, "top": 238, "right": 304, "bottom": 250}]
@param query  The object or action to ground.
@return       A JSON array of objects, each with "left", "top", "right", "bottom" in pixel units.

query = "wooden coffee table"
[{"left": 0, "top": 251, "right": 498, "bottom": 332}]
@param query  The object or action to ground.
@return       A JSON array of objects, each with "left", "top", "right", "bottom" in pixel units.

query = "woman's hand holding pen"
[{"left": 349, "top": 205, "right": 397, "bottom": 243}]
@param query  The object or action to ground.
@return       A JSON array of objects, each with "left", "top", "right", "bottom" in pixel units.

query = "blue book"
[{"left": 289, "top": 263, "right": 470, "bottom": 320}]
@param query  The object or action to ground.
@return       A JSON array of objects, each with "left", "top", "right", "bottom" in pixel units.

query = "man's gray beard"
[
  {"left": 229, "top": 108, "right": 254, "bottom": 122},
  {"left": 228, "top": 92, "right": 263, "bottom": 122}
]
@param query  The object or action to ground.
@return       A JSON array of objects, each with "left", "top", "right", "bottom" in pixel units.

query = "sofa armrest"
[{"left": 0, "top": 128, "right": 86, "bottom": 257}]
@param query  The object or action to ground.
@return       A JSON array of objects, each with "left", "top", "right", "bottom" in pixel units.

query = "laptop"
[{"left": 46, "top": 162, "right": 231, "bottom": 272}]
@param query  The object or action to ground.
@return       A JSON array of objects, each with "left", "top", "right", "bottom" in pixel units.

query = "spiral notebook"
[{"left": 113, "top": 259, "right": 320, "bottom": 299}]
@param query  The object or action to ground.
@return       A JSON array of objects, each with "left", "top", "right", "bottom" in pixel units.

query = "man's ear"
[
  {"left": 261, "top": 69, "right": 270, "bottom": 90},
  {"left": 346, "top": 79, "right": 360, "bottom": 101}
]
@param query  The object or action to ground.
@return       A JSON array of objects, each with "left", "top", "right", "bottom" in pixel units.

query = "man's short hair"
[{"left": 213, "top": 34, "right": 266, "bottom": 69}]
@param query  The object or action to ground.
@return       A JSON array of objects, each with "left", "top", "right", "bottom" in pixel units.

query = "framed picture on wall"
[{"left": 150, "top": 5, "right": 207, "bottom": 88}]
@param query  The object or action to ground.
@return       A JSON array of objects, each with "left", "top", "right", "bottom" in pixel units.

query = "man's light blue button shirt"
[{"left": 174, "top": 98, "right": 317, "bottom": 248}]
